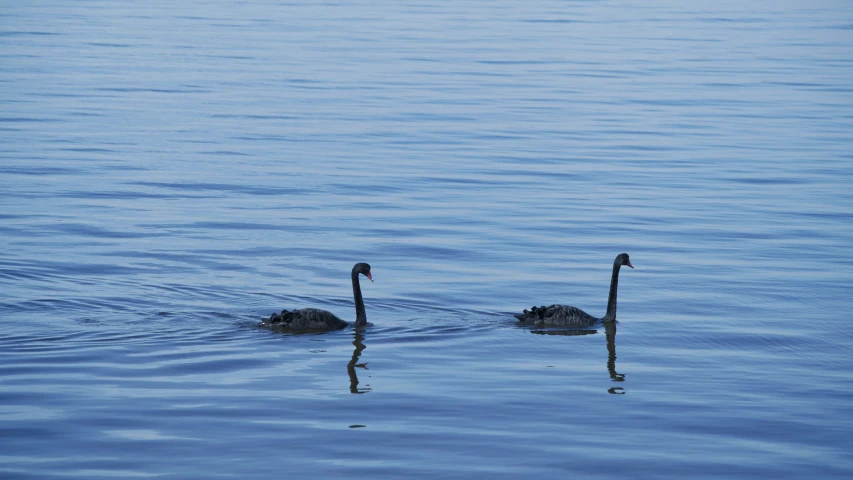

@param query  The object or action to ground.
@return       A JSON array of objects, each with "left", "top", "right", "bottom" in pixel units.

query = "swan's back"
[
  {"left": 263, "top": 308, "right": 348, "bottom": 332},
  {"left": 515, "top": 304, "right": 600, "bottom": 327}
]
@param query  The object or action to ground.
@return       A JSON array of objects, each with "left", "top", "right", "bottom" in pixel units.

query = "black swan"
[
  {"left": 515, "top": 253, "right": 633, "bottom": 326},
  {"left": 263, "top": 262, "right": 373, "bottom": 332}
]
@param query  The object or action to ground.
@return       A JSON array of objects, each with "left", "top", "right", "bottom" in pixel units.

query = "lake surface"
[{"left": 2, "top": 1, "right": 853, "bottom": 478}]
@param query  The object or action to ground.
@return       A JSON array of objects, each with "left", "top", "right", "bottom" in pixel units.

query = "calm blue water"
[{"left": 2, "top": 1, "right": 853, "bottom": 478}]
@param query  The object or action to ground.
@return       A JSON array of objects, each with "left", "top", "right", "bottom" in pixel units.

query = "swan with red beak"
[{"left": 515, "top": 253, "right": 634, "bottom": 326}]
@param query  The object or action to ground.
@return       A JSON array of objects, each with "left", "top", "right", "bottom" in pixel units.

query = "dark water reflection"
[
  {"left": 347, "top": 330, "right": 370, "bottom": 394},
  {"left": 530, "top": 321, "right": 625, "bottom": 394},
  {"left": 605, "top": 322, "right": 625, "bottom": 395}
]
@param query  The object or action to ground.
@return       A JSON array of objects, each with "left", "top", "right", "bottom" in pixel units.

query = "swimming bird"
[
  {"left": 515, "top": 253, "right": 633, "bottom": 326},
  {"left": 263, "top": 262, "right": 373, "bottom": 332}
]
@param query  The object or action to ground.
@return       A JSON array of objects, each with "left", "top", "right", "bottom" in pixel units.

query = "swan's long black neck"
[
  {"left": 603, "top": 261, "right": 622, "bottom": 322},
  {"left": 351, "top": 272, "right": 366, "bottom": 326}
]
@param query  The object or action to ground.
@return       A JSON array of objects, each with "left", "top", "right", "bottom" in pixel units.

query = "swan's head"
[
  {"left": 616, "top": 253, "right": 634, "bottom": 269},
  {"left": 353, "top": 262, "right": 373, "bottom": 282}
]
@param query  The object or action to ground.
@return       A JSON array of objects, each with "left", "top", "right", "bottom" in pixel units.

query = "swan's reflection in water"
[
  {"left": 604, "top": 322, "right": 625, "bottom": 394},
  {"left": 347, "top": 330, "right": 371, "bottom": 394},
  {"left": 531, "top": 322, "right": 625, "bottom": 394}
]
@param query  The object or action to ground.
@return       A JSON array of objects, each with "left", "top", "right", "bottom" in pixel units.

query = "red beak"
[
  {"left": 365, "top": 272, "right": 373, "bottom": 282},
  {"left": 625, "top": 260, "right": 634, "bottom": 269}
]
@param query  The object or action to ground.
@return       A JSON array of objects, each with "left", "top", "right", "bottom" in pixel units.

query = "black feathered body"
[
  {"left": 515, "top": 304, "right": 602, "bottom": 327},
  {"left": 263, "top": 308, "right": 348, "bottom": 332}
]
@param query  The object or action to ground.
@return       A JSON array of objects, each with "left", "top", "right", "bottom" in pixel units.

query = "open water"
[{"left": 2, "top": 1, "right": 853, "bottom": 478}]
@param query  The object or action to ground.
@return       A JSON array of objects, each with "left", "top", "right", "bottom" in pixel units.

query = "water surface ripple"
[{"left": 2, "top": 1, "right": 852, "bottom": 479}]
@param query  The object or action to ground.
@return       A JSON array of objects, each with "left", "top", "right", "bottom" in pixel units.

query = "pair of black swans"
[{"left": 263, "top": 253, "right": 634, "bottom": 332}]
